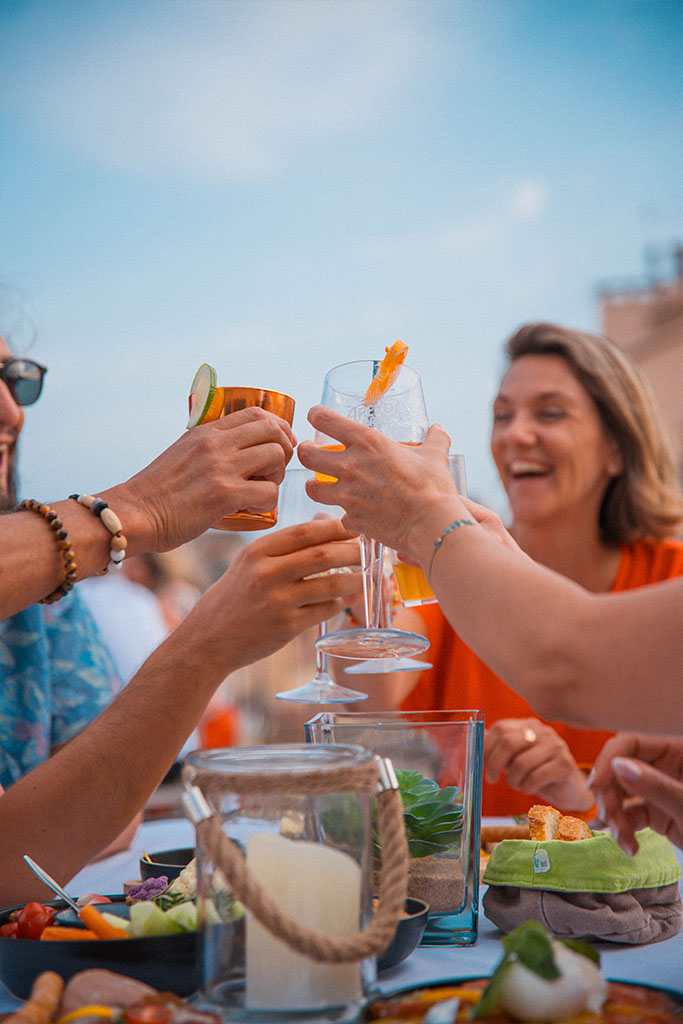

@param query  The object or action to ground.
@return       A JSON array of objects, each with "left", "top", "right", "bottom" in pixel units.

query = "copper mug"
[{"left": 214, "top": 386, "right": 295, "bottom": 531}]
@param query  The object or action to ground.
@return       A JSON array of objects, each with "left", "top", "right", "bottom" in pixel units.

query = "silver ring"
[{"left": 522, "top": 727, "right": 537, "bottom": 744}]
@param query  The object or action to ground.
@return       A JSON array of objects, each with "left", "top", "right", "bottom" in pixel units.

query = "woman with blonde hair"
[{"left": 331, "top": 323, "right": 683, "bottom": 818}]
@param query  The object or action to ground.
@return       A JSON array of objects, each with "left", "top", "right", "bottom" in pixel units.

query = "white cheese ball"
[{"left": 498, "top": 941, "right": 608, "bottom": 1021}]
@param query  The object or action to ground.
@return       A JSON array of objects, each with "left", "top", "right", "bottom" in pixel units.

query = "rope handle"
[{"left": 185, "top": 756, "right": 409, "bottom": 963}]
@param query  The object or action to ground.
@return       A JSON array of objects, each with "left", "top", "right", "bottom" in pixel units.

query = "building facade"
[{"left": 599, "top": 247, "right": 683, "bottom": 483}]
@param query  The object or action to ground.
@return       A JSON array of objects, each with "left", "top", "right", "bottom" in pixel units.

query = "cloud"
[
  {"left": 511, "top": 180, "right": 548, "bottom": 219},
  {"left": 363, "top": 178, "right": 549, "bottom": 262},
  {"left": 1, "top": 1, "right": 424, "bottom": 179}
]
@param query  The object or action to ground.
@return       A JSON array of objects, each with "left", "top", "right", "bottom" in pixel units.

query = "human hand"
[
  {"left": 589, "top": 733, "right": 683, "bottom": 855},
  {"left": 180, "top": 517, "right": 362, "bottom": 672},
  {"left": 104, "top": 407, "right": 297, "bottom": 552},
  {"left": 485, "top": 718, "right": 594, "bottom": 812},
  {"left": 299, "top": 407, "right": 459, "bottom": 559},
  {"left": 461, "top": 498, "right": 521, "bottom": 553}
]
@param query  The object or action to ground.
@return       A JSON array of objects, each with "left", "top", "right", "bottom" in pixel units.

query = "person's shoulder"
[{"left": 616, "top": 537, "right": 683, "bottom": 589}]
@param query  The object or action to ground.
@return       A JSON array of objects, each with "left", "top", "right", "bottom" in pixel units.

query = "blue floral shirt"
[{"left": 0, "top": 588, "right": 122, "bottom": 789}]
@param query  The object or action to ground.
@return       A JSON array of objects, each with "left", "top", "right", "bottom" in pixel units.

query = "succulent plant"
[{"left": 374, "top": 768, "right": 463, "bottom": 862}]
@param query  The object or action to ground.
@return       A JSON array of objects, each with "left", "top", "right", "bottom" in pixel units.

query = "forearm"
[
  {"left": 420, "top": 511, "right": 683, "bottom": 733},
  {"left": 0, "top": 491, "right": 152, "bottom": 618},
  {"left": 0, "top": 619, "right": 227, "bottom": 905}
]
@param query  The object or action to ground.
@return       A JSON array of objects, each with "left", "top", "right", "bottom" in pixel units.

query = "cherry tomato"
[
  {"left": 15, "top": 901, "right": 56, "bottom": 940},
  {"left": 124, "top": 1005, "right": 171, "bottom": 1024},
  {"left": 0, "top": 922, "right": 19, "bottom": 938}
]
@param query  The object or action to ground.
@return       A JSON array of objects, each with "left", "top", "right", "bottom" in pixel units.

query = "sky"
[{"left": 1, "top": 0, "right": 681, "bottom": 517}]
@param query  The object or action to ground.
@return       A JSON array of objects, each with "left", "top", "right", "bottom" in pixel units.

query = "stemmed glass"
[
  {"left": 344, "top": 555, "right": 433, "bottom": 674},
  {"left": 274, "top": 466, "right": 368, "bottom": 703},
  {"left": 315, "top": 360, "right": 430, "bottom": 661}
]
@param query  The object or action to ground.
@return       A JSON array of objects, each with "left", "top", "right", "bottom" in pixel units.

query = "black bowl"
[
  {"left": 0, "top": 897, "right": 199, "bottom": 999},
  {"left": 377, "top": 897, "right": 429, "bottom": 972},
  {"left": 139, "top": 847, "right": 195, "bottom": 882}
]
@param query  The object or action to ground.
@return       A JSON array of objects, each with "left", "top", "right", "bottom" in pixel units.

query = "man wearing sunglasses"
[{"left": 0, "top": 337, "right": 126, "bottom": 819}]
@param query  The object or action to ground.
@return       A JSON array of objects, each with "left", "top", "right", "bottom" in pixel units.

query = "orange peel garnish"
[{"left": 362, "top": 340, "right": 408, "bottom": 406}]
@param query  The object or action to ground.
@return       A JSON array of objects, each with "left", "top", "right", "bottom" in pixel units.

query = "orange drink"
[
  {"left": 314, "top": 443, "right": 344, "bottom": 483},
  {"left": 217, "top": 387, "right": 295, "bottom": 530},
  {"left": 391, "top": 560, "right": 437, "bottom": 605},
  {"left": 187, "top": 367, "right": 295, "bottom": 532},
  {"left": 391, "top": 454, "right": 467, "bottom": 606}
]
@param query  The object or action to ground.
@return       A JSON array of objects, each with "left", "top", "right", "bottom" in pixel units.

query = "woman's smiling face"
[{"left": 491, "top": 354, "right": 622, "bottom": 528}]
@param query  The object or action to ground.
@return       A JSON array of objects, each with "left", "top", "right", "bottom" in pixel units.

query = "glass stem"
[
  {"left": 361, "top": 535, "right": 384, "bottom": 628},
  {"left": 317, "top": 620, "right": 329, "bottom": 677}
]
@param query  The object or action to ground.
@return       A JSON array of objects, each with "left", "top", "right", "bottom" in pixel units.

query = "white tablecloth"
[{"left": 2, "top": 817, "right": 681, "bottom": 1010}]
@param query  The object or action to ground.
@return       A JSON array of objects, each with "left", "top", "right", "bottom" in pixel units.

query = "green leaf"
[
  {"left": 470, "top": 956, "right": 511, "bottom": 1019},
  {"left": 503, "top": 921, "right": 561, "bottom": 981},
  {"left": 562, "top": 937, "right": 600, "bottom": 966}
]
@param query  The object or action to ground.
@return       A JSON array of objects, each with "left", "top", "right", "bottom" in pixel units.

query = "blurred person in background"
[{"left": 330, "top": 323, "right": 683, "bottom": 818}]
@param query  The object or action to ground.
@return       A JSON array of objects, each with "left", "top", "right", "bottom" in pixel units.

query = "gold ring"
[{"left": 522, "top": 727, "right": 537, "bottom": 744}]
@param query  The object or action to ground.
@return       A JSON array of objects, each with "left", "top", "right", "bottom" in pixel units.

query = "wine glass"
[
  {"left": 344, "top": 554, "right": 433, "bottom": 674},
  {"left": 315, "top": 359, "right": 430, "bottom": 661},
  {"left": 273, "top": 466, "right": 368, "bottom": 703}
]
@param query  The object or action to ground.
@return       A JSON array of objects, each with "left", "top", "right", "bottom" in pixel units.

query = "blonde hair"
[{"left": 504, "top": 322, "right": 683, "bottom": 544}]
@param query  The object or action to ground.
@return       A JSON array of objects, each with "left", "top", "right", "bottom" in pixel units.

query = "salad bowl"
[{"left": 0, "top": 896, "right": 200, "bottom": 999}]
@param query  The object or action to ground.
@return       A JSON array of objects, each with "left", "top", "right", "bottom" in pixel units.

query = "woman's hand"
[
  {"left": 485, "top": 718, "right": 595, "bottom": 812},
  {"left": 589, "top": 733, "right": 683, "bottom": 854},
  {"left": 461, "top": 498, "right": 521, "bottom": 553},
  {"left": 104, "top": 407, "right": 297, "bottom": 552}
]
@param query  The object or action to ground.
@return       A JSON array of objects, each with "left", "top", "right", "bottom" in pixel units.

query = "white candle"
[{"left": 245, "top": 832, "right": 362, "bottom": 1011}]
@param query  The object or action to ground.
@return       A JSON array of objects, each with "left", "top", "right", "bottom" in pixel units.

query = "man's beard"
[{"left": 0, "top": 442, "right": 18, "bottom": 511}]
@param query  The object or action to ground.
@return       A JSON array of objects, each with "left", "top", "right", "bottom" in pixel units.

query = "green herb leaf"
[
  {"left": 503, "top": 921, "right": 560, "bottom": 981},
  {"left": 470, "top": 956, "right": 511, "bottom": 1019},
  {"left": 561, "top": 937, "right": 600, "bottom": 966}
]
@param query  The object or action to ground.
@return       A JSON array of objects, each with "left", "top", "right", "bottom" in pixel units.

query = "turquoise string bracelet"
[{"left": 428, "top": 518, "right": 474, "bottom": 581}]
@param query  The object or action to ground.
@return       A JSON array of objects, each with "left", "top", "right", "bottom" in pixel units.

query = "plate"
[
  {"left": 363, "top": 977, "right": 683, "bottom": 1021},
  {"left": 0, "top": 897, "right": 199, "bottom": 1000}
]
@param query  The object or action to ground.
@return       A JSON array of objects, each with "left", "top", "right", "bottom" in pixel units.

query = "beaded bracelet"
[
  {"left": 68, "top": 493, "right": 127, "bottom": 575},
  {"left": 428, "top": 517, "right": 474, "bottom": 580},
  {"left": 17, "top": 499, "right": 78, "bottom": 604}
]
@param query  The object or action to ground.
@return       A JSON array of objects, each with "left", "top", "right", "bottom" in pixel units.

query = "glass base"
[
  {"left": 316, "top": 628, "right": 430, "bottom": 661},
  {"left": 275, "top": 677, "right": 367, "bottom": 704},
  {"left": 344, "top": 657, "right": 433, "bottom": 674},
  {"left": 419, "top": 905, "right": 479, "bottom": 946}
]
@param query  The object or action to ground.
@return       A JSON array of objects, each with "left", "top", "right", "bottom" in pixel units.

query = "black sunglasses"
[{"left": 0, "top": 358, "right": 48, "bottom": 406}]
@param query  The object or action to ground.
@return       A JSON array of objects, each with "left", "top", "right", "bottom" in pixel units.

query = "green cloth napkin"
[{"left": 482, "top": 828, "right": 682, "bottom": 894}]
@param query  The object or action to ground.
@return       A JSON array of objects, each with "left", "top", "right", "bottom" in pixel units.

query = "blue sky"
[{"left": 2, "top": 0, "right": 681, "bottom": 515}]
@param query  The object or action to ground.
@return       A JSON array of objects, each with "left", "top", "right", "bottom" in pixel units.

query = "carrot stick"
[
  {"left": 79, "top": 903, "right": 128, "bottom": 939},
  {"left": 39, "top": 926, "right": 99, "bottom": 941},
  {"left": 5, "top": 970, "right": 64, "bottom": 1024}
]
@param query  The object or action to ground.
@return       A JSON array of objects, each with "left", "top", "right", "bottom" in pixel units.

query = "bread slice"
[
  {"left": 528, "top": 804, "right": 562, "bottom": 841},
  {"left": 556, "top": 815, "right": 593, "bottom": 842}
]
